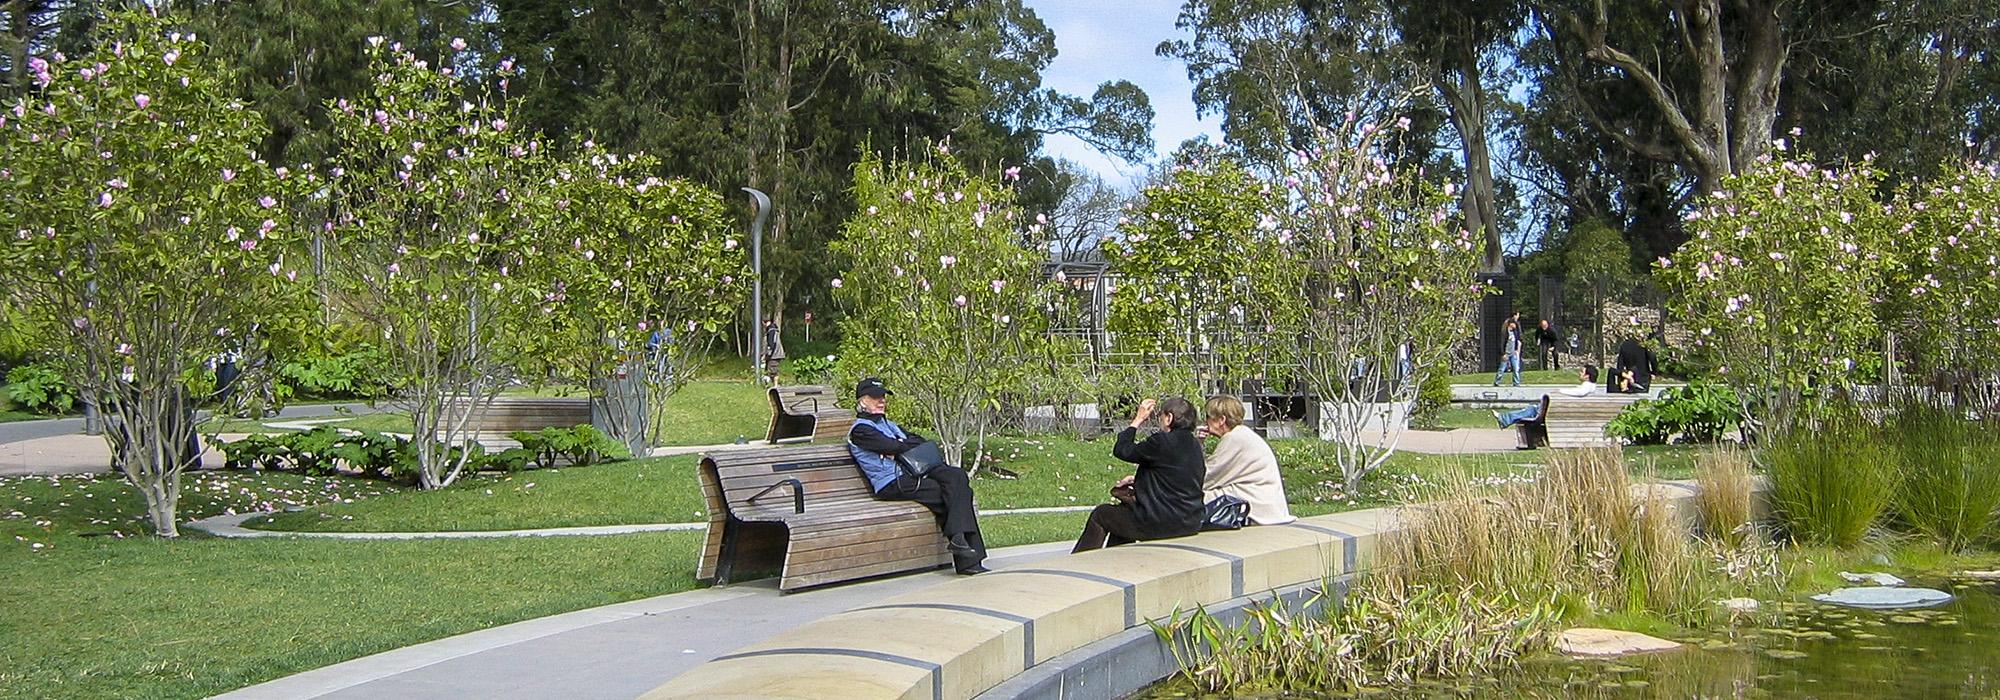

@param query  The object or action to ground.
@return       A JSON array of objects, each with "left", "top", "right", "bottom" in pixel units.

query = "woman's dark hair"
[{"left": 1159, "top": 396, "right": 1198, "bottom": 431}]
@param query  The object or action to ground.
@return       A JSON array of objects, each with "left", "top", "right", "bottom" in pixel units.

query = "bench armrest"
[{"left": 748, "top": 478, "right": 805, "bottom": 514}]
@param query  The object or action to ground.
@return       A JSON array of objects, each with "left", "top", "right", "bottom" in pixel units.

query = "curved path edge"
[{"left": 189, "top": 505, "right": 1099, "bottom": 540}]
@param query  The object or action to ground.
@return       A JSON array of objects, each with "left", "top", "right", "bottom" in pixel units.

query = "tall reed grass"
[
  {"left": 1694, "top": 449, "right": 1755, "bottom": 548},
  {"left": 1161, "top": 449, "right": 1772, "bottom": 694},
  {"left": 1762, "top": 410, "right": 1895, "bottom": 548},
  {"left": 1888, "top": 402, "right": 2000, "bottom": 551}
]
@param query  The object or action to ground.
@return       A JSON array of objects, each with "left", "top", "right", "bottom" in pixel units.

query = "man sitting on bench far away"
[
  {"left": 1495, "top": 365, "right": 1601, "bottom": 428},
  {"left": 846, "top": 378, "right": 989, "bottom": 575}
]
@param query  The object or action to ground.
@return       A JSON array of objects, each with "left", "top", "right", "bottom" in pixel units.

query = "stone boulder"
[{"left": 1556, "top": 628, "right": 1683, "bottom": 658}]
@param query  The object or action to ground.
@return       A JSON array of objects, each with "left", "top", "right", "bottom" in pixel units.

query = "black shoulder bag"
[
  {"left": 896, "top": 440, "right": 946, "bottom": 477},
  {"left": 1202, "top": 494, "right": 1252, "bottom": 530}
]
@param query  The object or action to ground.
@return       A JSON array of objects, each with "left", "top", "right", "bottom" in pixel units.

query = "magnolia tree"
[
  {"left": 1657, "top": 151, "right": 1893, "bottom": 430},
  {"left": 1894, "top": 162, "right": 2000, "bottom": 403},
  {"left": 1267, "top": 121, "right": 1484, "bottom": 490},
  {"left": 323, "top": 39, "right": 556, "bottom": 489},
  {"left": 1106, "top": 158, "right": 1286, "bottom": 398},
  {"left": 0, "top": 14, "right": 314, "bottom": 536},
  {"left": 832, "top": 147, "right": 1055, "bottom": 470},
  {"left": 520, "top": 145, "right": 748, "bottom": 451}
]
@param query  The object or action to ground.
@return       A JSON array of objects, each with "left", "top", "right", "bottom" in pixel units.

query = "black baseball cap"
[{"left": 855, "top": 378, "right": 894, "bottom": 399}]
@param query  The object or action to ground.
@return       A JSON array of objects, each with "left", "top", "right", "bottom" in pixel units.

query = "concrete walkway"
[
  {"left": 1369, "top": 427, "right": 1520, "bottom": 454},
  {"left": 213, "top": 541, "right": 1076, "bottom": 700}
]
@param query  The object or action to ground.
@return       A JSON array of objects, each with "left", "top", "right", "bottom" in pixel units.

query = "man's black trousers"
[{"left": 876, "top": 465, "right": 986, "bottom": 567}]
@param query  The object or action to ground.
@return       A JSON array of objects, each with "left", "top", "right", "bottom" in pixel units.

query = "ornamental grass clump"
[
  {"left": 1887, "top": 402, "right": 2000, "bottom": 551},
  {"left": 1161, "top": 449, "right": 1771, "bottom": 695},
  {"left": 1762, "top": 410, "right": 1895, "bottom": 548},
  {"left": 1694, "top": 449, "right": 1756, "bottom": 548}
]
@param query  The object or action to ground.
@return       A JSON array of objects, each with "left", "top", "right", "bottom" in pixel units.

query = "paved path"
[
  {"left": 1370, "top": 427, "right": 1520, "bottom": 454},
  {"left": 213, "top": 541, "right": 1076, "bottom": 700}
]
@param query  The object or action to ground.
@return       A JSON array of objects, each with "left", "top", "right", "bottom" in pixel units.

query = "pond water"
[{"left": 1144, "top": 578, "right": 2000, "bottom": 699}]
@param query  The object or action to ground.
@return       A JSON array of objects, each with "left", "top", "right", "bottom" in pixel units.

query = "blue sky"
[{"left": 1021, "top": 0, "right": 1222, "bottom": 190}]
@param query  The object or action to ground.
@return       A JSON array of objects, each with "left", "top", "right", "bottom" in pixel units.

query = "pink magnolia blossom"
[
  {"left": 133, "top": 94, "right": 150, "bottom": 109},
  {"left": 1003, "top": 166, "right": 1021, "bottom": 181},
  {"left": 387, "top": 262, "right": 401, "bottom": 275},
  {"left": 830, "top": 278, "right": 843, "bottom": 288},
  {"left": 724, "top": 239, "right": 739, "bottom": 250},
  {"left": 97, "top": 192, "right": 112, "bottom": 208},
  {"left": 953, "top": 295, "right": 968, "bottom": 308},
  {"left": 990, "top": 280, "right": 1006, "bottom": 293},
  {"left": 451, "top": 37, "right": 468, "bottom": 52},
  {"left": 259, "top": 196, "right": 277, "bottom": 209},
  {"left": 939, "top": 255, "right": 957, "bottom": 269},
  {"left": 239, "top": 240, "right": 257, "bottom": 251}
]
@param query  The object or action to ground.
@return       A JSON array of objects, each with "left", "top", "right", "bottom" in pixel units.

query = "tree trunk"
[
  {"left": 1728, "top": 0, "right": 1787, "bottom": 169},
  {"left": 106, "top": 386, "right": 197, "bottom": 538},
  {"left": 1438, "top": 41, "right": 1504, "bottom": 273}
]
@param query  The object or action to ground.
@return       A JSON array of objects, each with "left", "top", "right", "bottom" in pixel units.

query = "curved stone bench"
[
  {"left": 638, "top": 507, "right": 1395, "bottom": 700},
  {"left": 641, "top": 479, "right": 1741, "bottom": 700}
]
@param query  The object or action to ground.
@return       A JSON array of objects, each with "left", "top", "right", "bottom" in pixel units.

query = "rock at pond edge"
[
  {"left": 1810, "top": 586, "right": 1953, "bottom": 610},
  {"left": 1556, "top": 628, "right": 1683, "bottom": 658}
]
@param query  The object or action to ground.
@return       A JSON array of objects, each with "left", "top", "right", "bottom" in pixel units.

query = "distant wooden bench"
[
  {"left": 696, "top": 445, "right": 948, "bottom": 592},
  {"left": 765, "top": 385, "right": 855, "bottom": 444},
  {"left": 1515, "top": 394, "right": 1650, "bottom": 449},
  {"left": 441, "top": 396, "right": 592, "bottom": 441}
]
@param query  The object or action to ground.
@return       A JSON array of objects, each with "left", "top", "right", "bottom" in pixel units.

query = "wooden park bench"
[
  {"left": 1514, "top": 394, "right": 1650, "bottom": 449},
  {"left": 765, "top": 385, "right": 856, "bottom": 444},
  {"left": 441, "top": 396, "right": 592, "bottom": 444},
  {"left": 696, "top": 445, "right": 949, "bottom": 592}
]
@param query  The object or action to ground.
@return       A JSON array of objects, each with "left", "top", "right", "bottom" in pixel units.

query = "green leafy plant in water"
[{"left": 4, "top": 361, "right": 75, "bottom": 414}]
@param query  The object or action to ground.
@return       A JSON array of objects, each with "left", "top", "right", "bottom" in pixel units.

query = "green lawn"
[
  {"left": 245, "top": 434, "right": 1555, "bottom": 533},
  {"left": 1419, "top": 407, "right": 1506, "bottom": 431},
  {"left": 1448, "top": 368, "right": 1584, "bottom": 385},
  {"left": 0, "top": 469, "right": 709, "bottom": 700},
  {"left": 652, "top": 380, "right": 768, "bottom": 446}
]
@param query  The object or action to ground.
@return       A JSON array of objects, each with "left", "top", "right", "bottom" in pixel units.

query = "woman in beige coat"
[{"left": 1198, "top": 396, "right": 1294, "bottom": 525}]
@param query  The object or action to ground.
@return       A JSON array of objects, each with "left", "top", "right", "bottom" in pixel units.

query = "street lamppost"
[{"left": 743, "top": 187, "right": 771, "bottom": 379}]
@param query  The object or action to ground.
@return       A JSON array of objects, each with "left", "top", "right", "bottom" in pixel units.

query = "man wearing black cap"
[{"left": 847, "top": 377, "right": 989, "bottom": 575}]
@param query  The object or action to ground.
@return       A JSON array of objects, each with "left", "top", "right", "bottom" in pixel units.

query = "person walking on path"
[
  {"left": 1493, "top": 315, "right": 1523, "bottom": 387},
  {"left": 845, "top": 378, "right": 989, "bottom": 575},
  {"left": 761, "top": 319, "right": 786, "bottom": 385},
  {"left": 1535, "top": 318, "right": 1562, "bottom": 370},
  {"left": 1073, "top": 397, "right": 1207, "bottom": 553}
]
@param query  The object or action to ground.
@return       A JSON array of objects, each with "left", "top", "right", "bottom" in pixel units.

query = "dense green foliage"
[
  {"left": 3, "top": 361, "right": 74, "bottom": 414},
  {"left": 508, "top": 425, "right": 630, "bottom": 469},
  {"left": 1605, "top": 380, "right": 1744, "bottom": 445}
]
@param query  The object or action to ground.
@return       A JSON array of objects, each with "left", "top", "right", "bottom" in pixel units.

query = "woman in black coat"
[{"left": 1072, "top": 396, "right": 1208, "bottom": 553}]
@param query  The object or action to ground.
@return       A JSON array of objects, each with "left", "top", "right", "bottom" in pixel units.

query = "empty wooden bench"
[
  {"left": 765, "top": 385, "right": 856, "bottom": 444},
  {"left": 696, "top": 445, "right": 949, "bottom": 592},
  {"left": 1515, "top": 394, "right": 1650, "bottom": 449},
  {"left": 441, "top": 396, "right": 592, "bottom": 443}
]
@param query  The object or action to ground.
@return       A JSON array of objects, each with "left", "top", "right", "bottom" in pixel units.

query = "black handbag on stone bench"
[
  {"left": 897, "top": 440, "right": 946, "bottom": 477},
  {"left": 1202, "top": 494, "right": 1251, "bottom": 530}
]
